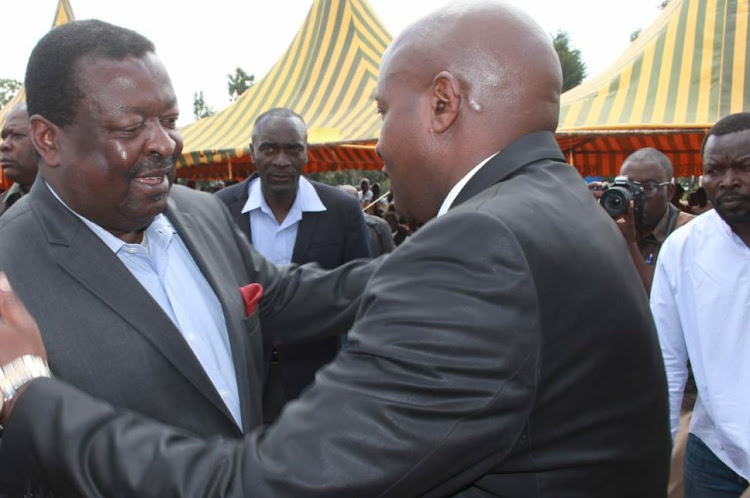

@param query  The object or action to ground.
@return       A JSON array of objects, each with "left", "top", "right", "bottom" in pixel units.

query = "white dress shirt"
[
  {"left": 46, "top": 183, "right": 243, "bottom": 428},
  {"left": 437, "top": 152, "right": 499, "bottom": 217},
  {"left": 650, "top": 208, "right": 750, "bottom": 480},
  {"left": 242, "top": 176, "right": 326, "bottom": 264}
]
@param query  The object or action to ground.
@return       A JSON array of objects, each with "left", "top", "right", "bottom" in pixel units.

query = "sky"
[{"left": 3, "top": 0, "right": 665, "bottom": 125}]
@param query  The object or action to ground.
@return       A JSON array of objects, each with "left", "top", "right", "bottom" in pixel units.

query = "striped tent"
[
  {"left": 0, "top": 0, "right": 75, "bottom": 189},
  {"left": 178, "top": 0, "right": 390, "bottom": 180},
  {"left": 557, "top": 0, "right": 749, "bottom": 178}
]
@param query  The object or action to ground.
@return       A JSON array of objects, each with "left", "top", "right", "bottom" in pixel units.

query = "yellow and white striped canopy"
[
  {"left": 557, "top": 0, "right": 749, "bottom": 177},
  {"left": 178, "top": 0, "right": 390, "bottom": 179},
  {"left": 0, "top": 0, "right": 75, "bottom": 189}
]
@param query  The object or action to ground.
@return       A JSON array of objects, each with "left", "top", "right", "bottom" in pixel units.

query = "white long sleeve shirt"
[{"left": 650, "top": 208, "right": 750, "bottom": 480}]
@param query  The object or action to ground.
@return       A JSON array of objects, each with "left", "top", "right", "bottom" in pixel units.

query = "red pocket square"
[{"left": 239, "top": 283, "right": 264, "bottom": 316}]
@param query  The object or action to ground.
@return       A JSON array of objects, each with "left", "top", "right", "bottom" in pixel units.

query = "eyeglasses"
[{"left": 634, "top": 181, "right": 671, "bottom": 198}]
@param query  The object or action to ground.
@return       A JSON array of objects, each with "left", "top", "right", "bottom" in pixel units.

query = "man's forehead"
[
  {"left": 2, "top": 115, "right": 28, "bottom": 131},
  {"left": 76, "top": 53, "right": 170, "bottom": 88},
  {"left": 622, "top": 159, "right": 667, "bottom": 177},
  {"left": 704, "top": 129, "right": 750, "bottom": 155},
  {"left": 255, "top": 117, "right": 305, "bottom": 135},
  {"left": 4, "top": 106, "right": 29, "bottom": 125}
]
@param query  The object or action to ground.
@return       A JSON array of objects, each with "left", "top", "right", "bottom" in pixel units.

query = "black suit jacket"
[
  {"left": 0, "top": 132, "right": 671, "bottom": 497},
  {"left": 216, "top": 176, "right": 371, "bottom": 418}
]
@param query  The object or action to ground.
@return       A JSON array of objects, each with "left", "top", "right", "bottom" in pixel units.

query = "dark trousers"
[{"left": 685, "top": 434, "right": 749, "bottom": 498}]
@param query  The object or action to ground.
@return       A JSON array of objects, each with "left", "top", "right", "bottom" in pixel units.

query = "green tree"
[
  {"left": 0, "top": 78, "right": 22, "bottom": 107},
  {"left": 553, "top": 31, "right": 587, "bottom": 92},
  {"left": 192, "top": 91, "right": 215, "bottom": 121},
  {"left": 227, "top": 67, "right": 255, "bottom": 101}
]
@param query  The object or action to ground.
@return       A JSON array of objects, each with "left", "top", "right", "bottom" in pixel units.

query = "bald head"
[
  {"left": 337, "top": 184, "right": 359, "bottom": 199},
  {"left": 374, "top": 1, "right": 563, "bottom": 223},
  {"left": 386, "top": 2, "right": 561, "bottom": 134}
]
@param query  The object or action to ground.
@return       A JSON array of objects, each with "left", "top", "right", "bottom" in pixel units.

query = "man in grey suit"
[
  {"left": 0, "top": 3, "right": 670, "bottom": 496},
  {"left": 0, "top": 18, "right": 371, "bottom": 448},
  {"left": 216, "top": 108, "right": 371, "bottom": 420}
]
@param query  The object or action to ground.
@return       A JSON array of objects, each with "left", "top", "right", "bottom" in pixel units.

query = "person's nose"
[
  {"left": 275, "top": 151, "right": 294, "bottom": 167},
  {"left": 145, "top": 121, "right": 178, "bottom": 158},
  {"left": 0, "top": 139, "right": 10, "bottom": 152},
  {"left": 375, "top": 145, "right": 388, "bottom": 176},
  {"left": 719, "top": 168, "right": 742, "bottom": 189}
]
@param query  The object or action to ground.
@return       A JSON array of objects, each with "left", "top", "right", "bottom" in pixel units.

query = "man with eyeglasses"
[
  {"left": 615, "top": 147, "right": 695, "bottom": 498},
  {"left": 614, "top": 148, "right": 694, "bottom": 296}
]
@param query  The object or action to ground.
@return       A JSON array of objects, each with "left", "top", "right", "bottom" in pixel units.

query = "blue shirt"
[
  {"left": 243, "top": 176, "right": 326, "bottom": 264},
  {"left": 47, "top": 183, "right": 243, "bottom": 428}
]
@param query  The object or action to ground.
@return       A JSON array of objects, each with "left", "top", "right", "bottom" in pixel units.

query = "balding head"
[
  {"left": 375, "top": 1, "right": 562, "bottom": 223},
  {"left": 393, "top": 1, "right": 561, "bottom": 129},
  {"left": 337, "top": 184, "right": 359, "bottom": 199}
]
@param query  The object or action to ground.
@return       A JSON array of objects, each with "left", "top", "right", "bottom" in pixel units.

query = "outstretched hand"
[{"left": 0, "top": 272, "right": 47, "bottom": 365}]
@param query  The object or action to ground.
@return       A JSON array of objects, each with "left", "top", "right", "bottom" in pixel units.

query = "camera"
[{"left": 599, "top": 176, "right": 644, "bottom": 221}]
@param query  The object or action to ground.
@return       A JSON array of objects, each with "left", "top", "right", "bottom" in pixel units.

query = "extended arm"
[{"left": 1, "top": 213, "right": 540, "bottom": 497}]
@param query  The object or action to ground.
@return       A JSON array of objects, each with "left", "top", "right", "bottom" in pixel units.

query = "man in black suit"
[
  {"left": 0, "top": 2, "right": 670, "bottom": 496},
  {"left": 216, "top": 108, "right": 371, "bottom": 420}
]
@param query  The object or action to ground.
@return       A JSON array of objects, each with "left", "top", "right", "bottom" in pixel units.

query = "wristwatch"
[{"left": 0, "top": 355, "right": 51, "bottom": 424}]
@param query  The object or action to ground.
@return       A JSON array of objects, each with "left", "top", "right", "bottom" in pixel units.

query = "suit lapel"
[
  {"left": 32, "top": 182, "right": 238, "bottom": 427},
  {"left": 166, "top": 195, "right": 254, "bottom": 430},
  {"left": 291, "top": 211, "right": 320, "bottom": 263},
  {"left": 452, "top": 131, "right": 566, "bottom": 209},
  {"left": 230, "top": 177, "right": 253, "bottom": 242}
]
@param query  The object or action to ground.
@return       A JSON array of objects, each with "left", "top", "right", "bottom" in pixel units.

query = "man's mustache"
[
  {"left": 714, "top": 190, "right": 750, "bottom": 206},
  {"left": 127, "top": 156, "right": 175, "bottom": 180}
]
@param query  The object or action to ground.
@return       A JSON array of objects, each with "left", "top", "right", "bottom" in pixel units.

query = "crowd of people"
[{"left": 0, "top": 1, "right": 748, "bottom": 497}]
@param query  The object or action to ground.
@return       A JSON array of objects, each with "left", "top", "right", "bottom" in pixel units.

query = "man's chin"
[
  {"left": 1, "top": 168, "right": 21, "bottom": 183},
  {"left": 715, "top": 204, "right": 750, "bottom": 226}
]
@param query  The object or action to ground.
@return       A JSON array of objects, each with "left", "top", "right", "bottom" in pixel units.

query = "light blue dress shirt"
[
  {"left": 243, "top": 176, "right": 326, "bottom": 264},
  {"left": 47, "top": 184, "right": 243, "bottom": 428}
]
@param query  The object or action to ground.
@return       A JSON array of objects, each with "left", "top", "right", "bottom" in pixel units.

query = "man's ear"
[
  {"left": 29, "top": 116, "right": 62, "bottom": 168},
  {"left": 430, "top": 71, "right": 461, "bottom": 134}
]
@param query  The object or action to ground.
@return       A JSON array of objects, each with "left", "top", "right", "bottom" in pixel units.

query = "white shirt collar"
[
  {"left": 436, "top": 151, "right": 500, "bottom": 217},
  {"left": 241, "top": 176, "right": 326, "bottom": 215},
  {"left": 44, "top": 180, "right": 174, "bottom": 254}
]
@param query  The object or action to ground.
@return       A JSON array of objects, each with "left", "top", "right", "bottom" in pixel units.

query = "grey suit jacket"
[
  {"left": 0, "top": 178, "right": 373, "bottom": 440},
  {"left": 0, "top": 132, "right": 670, "bottom": 497}
]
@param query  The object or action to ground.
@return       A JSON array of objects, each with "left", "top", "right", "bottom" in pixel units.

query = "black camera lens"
[{"left": 600, "top": 187, "right": 632, "bottom": 218}]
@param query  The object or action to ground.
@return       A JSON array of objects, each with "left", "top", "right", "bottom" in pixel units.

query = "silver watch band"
[{"left": 0, "top": 355, "right": 52, "bottom": 422}]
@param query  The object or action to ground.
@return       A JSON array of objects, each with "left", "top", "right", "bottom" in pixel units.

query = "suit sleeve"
[{"left": 0, "top": 211, "right": 541, "bottom": 497}]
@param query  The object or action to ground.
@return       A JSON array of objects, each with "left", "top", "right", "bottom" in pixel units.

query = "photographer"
[
  {"left": 602, "top": 148, "right": 694, "bottom": 295},
  {"left": 596, "top": 148, "right": 696, "bottom": 498}
]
